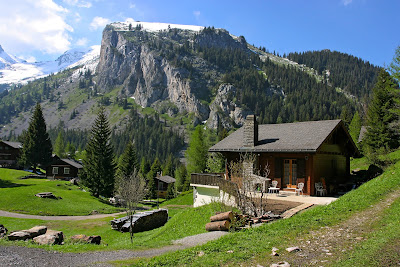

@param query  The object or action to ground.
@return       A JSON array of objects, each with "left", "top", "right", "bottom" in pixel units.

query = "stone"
[
  {"left": 0, "top": 224, "right": 7, "bottom": 238},
  {"left": 270, "top": 261, "right": 290, "bottom": 267},
  {"left": 33, "top": 230, "right": 64, "bottom": 245},
  {"left": 271, "top": 247, "right": 279, "bottom": 256},
  {"left": 286, "top": 246, "right": 301, "bottom": 253},
  {"left": 8, "top": 226, "right": 47, "bottom": 241},
  {"left": 35, "top": 192, "right": 57, "bottom": 199},
  {"left": 70, "top": 234, "right": 101, "bottom": 245},
  {"left": 111, "top": 209, "right": 168, "bottom": 233},
  {"left": 8, "top": 231, "right": 31, "bottom": 241}
]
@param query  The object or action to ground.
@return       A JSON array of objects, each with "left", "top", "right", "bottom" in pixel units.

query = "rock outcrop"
[
  {"left": 207, "top": 84, "right": 253, "bottom": 129},
  {"left": 33, "top": 230, "right": 64, "bottom": 245}
]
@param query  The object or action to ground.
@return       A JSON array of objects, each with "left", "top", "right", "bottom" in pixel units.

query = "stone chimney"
[{"left": 243, "top": 115, "right": 258, "bottom": 147}]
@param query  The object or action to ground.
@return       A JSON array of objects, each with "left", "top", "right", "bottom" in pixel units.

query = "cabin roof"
[
  {"left": 1, "top": 141, "right": 22, "bottom": 149},
  {"left": 59, "top": 158, "right": 83, "bottom": 169},
  {"left": 156, "top": 175, "right": 176, "bottom": 184},
  {"left": 210, "top": 119, "right": 357, "bottom": 154}
]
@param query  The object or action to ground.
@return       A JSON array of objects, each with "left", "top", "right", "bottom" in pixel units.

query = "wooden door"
[{"left": 284, "top": 159, "right": 297, "bottom": 188}]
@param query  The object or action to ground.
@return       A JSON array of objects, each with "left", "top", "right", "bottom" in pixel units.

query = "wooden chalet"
[
  {"left": 46, "top": 157, "right": 83, "bottom": 180},
  {"left": 0, "top": 141, "right": 22, "bottom": 167},
  {"left": 156, "top": 175, "right": 176, "bottom": 198},
  {"left": 200, "top": 115, "right": 359, "bottom": 197}
]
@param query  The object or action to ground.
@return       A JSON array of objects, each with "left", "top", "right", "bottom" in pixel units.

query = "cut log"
[
  {"left": 205, "top": 220, "right": 230, "bottom": 231},
  {"left": 210, "top": 211, "right": 234, "bottom": 222}
]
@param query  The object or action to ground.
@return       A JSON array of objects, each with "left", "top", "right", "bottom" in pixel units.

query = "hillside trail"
[{"left": 272, "top": 188, "right": 400, "bottom": 266}]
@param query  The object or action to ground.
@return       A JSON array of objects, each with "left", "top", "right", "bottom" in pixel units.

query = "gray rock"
[
  {"left": 0, "top": 224, "right": 7, "bottom": 238},
  {"left": 70, "top": 234, "right": 101, "bottom": 245},
  {"left": 8, "top": 226, "right": 47, "bottom": 241},
  {"left": 286, "top": 246, "right": 301, "bottom": 253},
  {"left": 271, "top": 247, "right": 279, "bottom": 256},
  {"left": 111, "top": 209, "right": 168, "bottom": 233},
  {"left": 33, "top": 230, "right": 64, "bottom": 245},
  {"left": 270, "top": 261, "right": 290, "bottom": 267}
]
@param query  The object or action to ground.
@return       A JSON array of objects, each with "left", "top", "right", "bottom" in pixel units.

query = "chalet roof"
[
  {"left": 1, "top": 141, "right": 22, "bottom": 149},
  {"left": 210, "top": 119, "right": 354, "bottom": 153},
  {"left": 156, "top": 175, "right": 176, "bottom": 184},
  {"left": 59, "top": 158, "right": 83, "bottom": 169}
]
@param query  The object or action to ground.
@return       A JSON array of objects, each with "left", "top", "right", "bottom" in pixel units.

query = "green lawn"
[
  {"left": 0, "top": 168, "right": 122, "bottom": 215},
  {"left": 0, "top": 200, "right": 227, "bottom": 253},
  {"left": 130, "top": 151, "right": 400, "bottom": 266}
]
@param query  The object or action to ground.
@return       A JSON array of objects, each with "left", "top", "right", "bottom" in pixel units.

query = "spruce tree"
[
  {"left": 146, "top": 158, "right": 161, "bottom": 199},
  {"left": 364, "top": 70, "right": 398, "bottom": 152},
  {"left": 174, "top": 164, "right": 187, "bottom": 192},
  {"left": 186, "top": 125, "right": 208, "bottom": 175},
  {"left": 117, "top": 141, "right": 139, "bottom": 181},
  {"left": 81, "top": 106, "right": 116, "bottom": 197},
  {"left": 19, "top": 103, "right": 53, "bottom": 172}
]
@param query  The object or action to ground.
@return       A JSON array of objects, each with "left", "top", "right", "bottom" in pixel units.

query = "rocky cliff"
[{"left": 95, "top": 23, "right": 249, "bottom": 125}]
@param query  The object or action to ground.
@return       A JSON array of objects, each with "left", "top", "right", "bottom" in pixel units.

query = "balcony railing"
[{"left": 191, "top": 173, "right": 225, "bottom": 186}]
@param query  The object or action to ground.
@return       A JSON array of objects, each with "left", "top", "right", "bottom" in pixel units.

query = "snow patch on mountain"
[
  {"left": 0, "top": 45, "right": 100, "bottom": 85},
  {"left": 111, "top": 21, "right": 204, "bottom": 32},
  {"left": 0, "top": 45, "right": 24, "bottom": 69}
]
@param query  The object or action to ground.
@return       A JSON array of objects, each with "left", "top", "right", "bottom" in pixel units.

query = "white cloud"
[
  {"left": 342, "top": 0, "right": 353, "bottom": 6},
  {"left": 74, "top": 12, "right": 82, "bottom": 23},
  {"left": 90, "top": 16, "right": 111, "bottom": 31},
  {"left": 63, "top": 0, "right": 92, "bottom": 8},
  {"left": 193, "top": 10, "right": 201, "bottom": 20},
  {"left": 129, "top": 3, "right": 136, "bottom": 9},
  {"left": 0, "top": 0, "right": 73, "bottom": 56},
  {"left": 76, "top": 37, "right": 88, "bottom": 46}
]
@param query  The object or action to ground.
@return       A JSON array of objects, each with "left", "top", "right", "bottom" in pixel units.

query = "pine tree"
[
  {"left": 146, "top": 158, "right": 161, "bottom": 199},
  {"left": 364, "top": 70, "right": 398, "bottom": 152},
  {"left": 117, "top": 141, "right": 139, "bottom": 181},
  {"left": 389, "top": 45, "right": 400, "bottom": 85},
  {"left": 81, "top": 106, "right": 116, "bottom": 197},
  {"left": 174, "top": 164, "right": 187, "bottom": 192},
  {"left": 186, "top": 125, "right": 208, "bottom": 175},
  {"left": 166, "top": 183, "right": 175, "bottom": 200},
  {"left": 54, "top": 132, "right": 65, "bottom": 158},
  {"left": 19, "top": 103, "right": 53, "bottom": 172}
]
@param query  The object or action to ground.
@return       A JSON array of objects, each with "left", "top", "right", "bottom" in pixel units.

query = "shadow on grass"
[{"left": 0, "top": 179, "right": 30, "bottom": 188}]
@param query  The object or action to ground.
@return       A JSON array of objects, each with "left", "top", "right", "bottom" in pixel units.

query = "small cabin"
[
  {"left": 155, "top": 175, "right": 176, "bottom": 198},
  {"left": 191, "top": 115, "right": 359, "bottom": 205},
  {"left": 0, "top": 141, "right": 22, "bottom": 167},
  {"left": 46, "top": 157, "right": 83, "bottom": 180}
]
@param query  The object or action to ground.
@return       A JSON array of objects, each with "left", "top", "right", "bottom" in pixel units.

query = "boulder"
[
  {"left": 111, "top": 209, "right": 168, "bottom": 233},
  {"left": 35, "top": 192, "right": 57, "bottom": 199},
  {"left": 8, "top": 226, "right": 47, "bottom": 241},
  {"left": 0, "top": 224, "right": 7, "bottom": 238},
  {"left": 33, "top": 230, "right": 64, "bottom": 245},
  {"left": 8, "top": 231, "right": 31, "bottom": 241},
  {"left": 70, "top": 234, "right": 101, "bottom": 245}
]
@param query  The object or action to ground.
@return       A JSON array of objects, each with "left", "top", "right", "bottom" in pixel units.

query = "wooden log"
[
  {"left": 205, "top": 220, "right": 230, "bottom": 231},
  {"left": 210, "top": 211, "right": 234, "bottom": 222}
]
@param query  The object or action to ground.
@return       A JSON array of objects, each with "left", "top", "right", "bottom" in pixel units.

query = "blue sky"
[{"left": 0, "top": 0, "right": 399, "bottom": 67}]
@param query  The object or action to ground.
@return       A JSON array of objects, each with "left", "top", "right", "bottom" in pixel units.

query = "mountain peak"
[{"left": 110, "top": 21, "right": 204, "bottom": 32}]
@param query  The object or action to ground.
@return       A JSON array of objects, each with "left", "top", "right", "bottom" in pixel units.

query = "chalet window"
[
  {"left": 158, "top": 182, "right": 163, "bottom": 191},
  {"left": 53, "top": 167, "right": 59, "bottom": 174},
  {"left": 64, "top": 167, "right": 70, "bottom": 175},
  {"left": 4, "top": 146, "right": 8, "bottom": 150},
  {"left": 0, "top": 146, "right": 3, "bottom": 150},
  {"left": 275, "top": 158, "right": 282, "bottom": 178},
  {"left": 297, "top": 159, "right": 306, "bottom": 178}
]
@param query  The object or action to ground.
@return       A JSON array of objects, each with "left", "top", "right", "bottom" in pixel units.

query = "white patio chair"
[
  {"left": 315, "top": 182, "right": 327, "bottom": 196},
  {"left": 295, "top": 182, "right": 304, "bottom": 196},
  {"left": 268, "top": 180, "right": 280, "bottom": 195}
]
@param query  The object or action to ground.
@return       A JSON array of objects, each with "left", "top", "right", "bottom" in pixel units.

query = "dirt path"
[
  {"left": 0, "top": 210, "right": 126, "bottom": 221},
  {"left": 277, "top": 188, "right": 400, "bottom": 266}
]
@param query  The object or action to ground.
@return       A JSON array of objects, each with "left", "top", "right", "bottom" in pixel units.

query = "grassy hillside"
[
  {"left": 0, "top": 194, "right": 227, "bottom": 253},
  {"left": 131, "top": 152, "right": 400, "bottom": 266},
  {"left": 0, "top": 168, "right": 122, "bottom": 215}
]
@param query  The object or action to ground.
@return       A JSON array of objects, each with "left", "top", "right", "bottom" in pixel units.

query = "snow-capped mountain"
[
  {"left": 0, "top": 45, "right": 100, "bottom": 85},
  {"left": 0, "top": 45, "right": 24, "bottom": 69}
]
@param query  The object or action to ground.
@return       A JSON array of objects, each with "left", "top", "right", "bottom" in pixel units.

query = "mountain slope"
[
  {"left": 0, "top": 22, "right": 377, "bottom": 140},
  {"left": 0, "top": 45, "right": 100, "bottom": 86}
]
